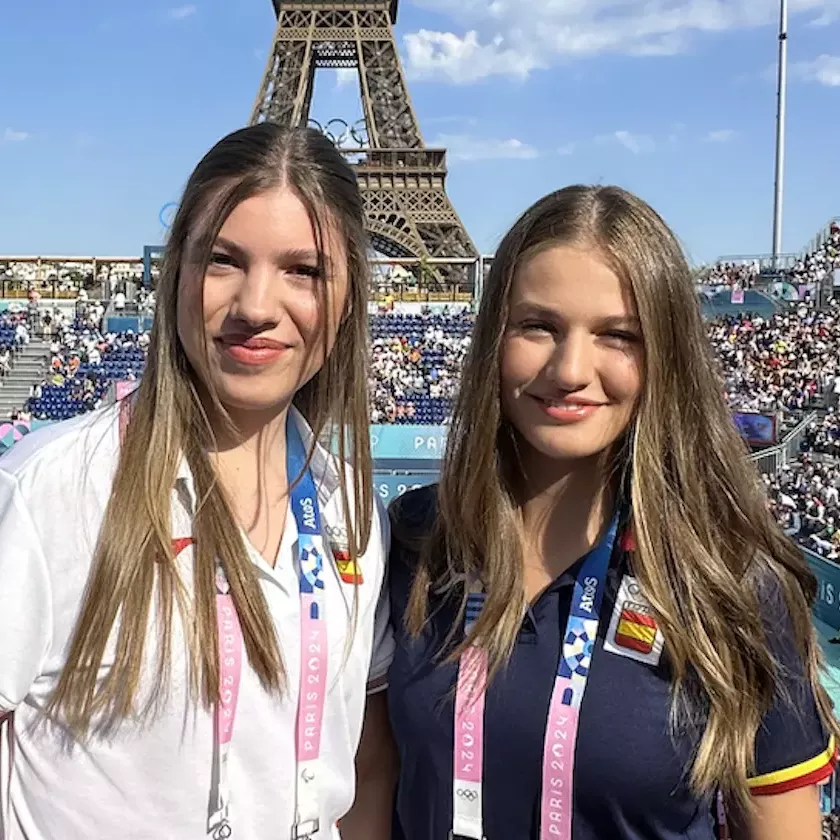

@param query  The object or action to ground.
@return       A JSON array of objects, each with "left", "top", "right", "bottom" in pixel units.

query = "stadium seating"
[
  {"left": 12, "top": 298, "right": 840, "bottom": 428},
  {"left": 767, "top": 412, "right": 840, "bottom": 562},
  {"left": 369, "top": 310, "right": 472, "bottom": 425},
  {"left": 22, "top": 316, "right": 146, "bottom": 422}
]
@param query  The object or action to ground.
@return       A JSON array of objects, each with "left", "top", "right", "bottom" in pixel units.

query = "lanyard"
[
  {"left": 118, "top": 399, "right": 329, "bottom": 839},
  {"left": 451, "top": 516, "right": 618, "bottom": 840}
]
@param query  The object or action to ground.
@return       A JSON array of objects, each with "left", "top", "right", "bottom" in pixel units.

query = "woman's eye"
[
  {"left": 521, "top": 321, "right": 553, "bottom": 333},
  {"left": 292, "top": 264, "right": 322, "bottom": 279},
  {"left": 209, "top": 251, "right": 236, "bottom": 267},
  {"left": 603, "top": 331, "right": 639, "bottom": 344}
]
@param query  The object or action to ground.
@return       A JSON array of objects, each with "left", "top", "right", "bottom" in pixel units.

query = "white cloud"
[
  {"left": 431, "top": 133, "right": 539, "bottom": 161},
  {"left": 703, "top": 129, "right": 737, "bottom": 143},
  {"left": 793, "top": 54, "right": 840, "bottom": 86},
  {"left": 808, "top": 11, "right": 838, "bottom": 25},
  {"left": 557, "top": 142, "right": 576, "bottom": 156},
  {"left": 598, "top": 130, "right": 655, "bottom": 155},
  {"left": 334, "top": 68, "right": 357, "bottom": 89},
  {"left": 404, "top": 0, "right": 840, "bottom": 83},
  {"left": 404, "top": 29, "right": 542, "bottom": 83},
  {"left": 167, "top": 4, "right": 197, "bottom": 21},
  {"left": 3, "top": 128, "right": 29, "bottom": 143}
]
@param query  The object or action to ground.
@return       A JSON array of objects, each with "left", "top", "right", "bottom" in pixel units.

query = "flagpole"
[{"left": 771, "top": 0, "right": 788, "bottom": 269}]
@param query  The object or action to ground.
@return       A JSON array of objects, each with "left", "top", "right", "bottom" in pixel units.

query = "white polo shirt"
[{"left": 0, "top": 404, "right": 394, "bottom": 840}]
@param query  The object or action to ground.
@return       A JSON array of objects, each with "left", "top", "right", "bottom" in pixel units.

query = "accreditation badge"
[{"left": 604, "top": 575, "right": 664, "bottom": 666}]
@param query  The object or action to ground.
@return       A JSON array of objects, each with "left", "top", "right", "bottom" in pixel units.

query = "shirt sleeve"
[
  {"left": 0, "top": 469, "right": 53, "bottom": 713},
  {"left": 367, "top": 498, "right": 394, "bottom": 695},
  {"left": 748, "top": 572, "right": 836, "bottom": 796}
]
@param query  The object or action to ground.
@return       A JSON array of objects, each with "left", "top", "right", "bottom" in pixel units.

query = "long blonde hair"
[
  {"left": 405, "top": 185, "right": 839, "bottom": 813},
  {"left": 49, "top": 124, "right": 373, "bottom": 735}
]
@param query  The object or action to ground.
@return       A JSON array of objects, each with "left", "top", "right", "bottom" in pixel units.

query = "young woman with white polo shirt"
[
  {"left": 387, "top": 185, "right": 839, "bottom": 840},
  {"left": 0, "top": 124, "right": 396, "bottom": 839}
]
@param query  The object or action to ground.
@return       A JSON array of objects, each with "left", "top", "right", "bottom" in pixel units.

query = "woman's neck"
[
  {"left": 517, "top": 449, "right": 615, "bottom": 598},
  {"left": 210, "top": 403, "right": 292, "bottom": 511},
  {"left": 208, "top": 403, "right": 294, "bottom": 568}
]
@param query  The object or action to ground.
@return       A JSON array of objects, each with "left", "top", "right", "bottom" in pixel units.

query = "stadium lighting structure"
[{"left": 771, "top": 0, "right": 788, "bottom": 268}]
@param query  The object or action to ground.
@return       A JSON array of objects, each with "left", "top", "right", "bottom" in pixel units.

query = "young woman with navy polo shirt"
[
  {"left": 387, "top": 185, "right": 839, "bottom": 840},
  {"left": 0, "top": 125, "right": 396, "bottom": 839}
]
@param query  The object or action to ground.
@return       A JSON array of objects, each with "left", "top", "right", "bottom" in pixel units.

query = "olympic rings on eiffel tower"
[{"left": 308, "top": 118, "right": 368, "bottom": 150}]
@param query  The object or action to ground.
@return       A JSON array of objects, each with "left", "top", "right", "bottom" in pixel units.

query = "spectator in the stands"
[{"left": 14, "top": 322, "right": 29, "bottom": 347}]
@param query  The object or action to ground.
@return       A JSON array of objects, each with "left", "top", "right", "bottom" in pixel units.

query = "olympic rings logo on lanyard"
[{"left": 212, "top": 822, "right": 232, "bottom": 840}]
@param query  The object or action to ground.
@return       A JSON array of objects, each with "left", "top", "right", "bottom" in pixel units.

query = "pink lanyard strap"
[
  {"left": 451, "top": 517, "right": 618, "bottom": 840},
  {"left": 118, "top": 399, "right": 329, "bottom": 839}
]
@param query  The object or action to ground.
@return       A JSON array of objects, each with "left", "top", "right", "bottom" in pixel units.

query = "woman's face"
[
  {"left": 177, "top": 186, "right": 348, "bottom": 419},
  {"left": 500, "top": 245, "right": 645, "bottom": 467}
]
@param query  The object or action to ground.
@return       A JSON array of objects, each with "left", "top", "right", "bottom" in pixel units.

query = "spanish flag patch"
[
  {"left": 604, "top": 575, "right": 665, "bottom": 666},
  {"left": 332, "top": 546, "right": 364, "bottom": 585},
  {"left": 615, "top": 603, "right": 658, "bottom": 655}
]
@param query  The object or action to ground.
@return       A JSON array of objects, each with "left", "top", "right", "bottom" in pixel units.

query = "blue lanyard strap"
[
  {"left": 286, "top": 414, "right": 323, "bottom": 539},
  {"left": 286, "top": 415, "right": 325, "bottom": 595},
  {"left": 557, "top": 515, "right": 618, "bottom": 697}
]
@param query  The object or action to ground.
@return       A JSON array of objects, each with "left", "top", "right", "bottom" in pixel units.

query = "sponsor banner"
[
  {"left": 373, "top": 471, "right": 436, "bottom": 506},
  {"left": 105, "top": 316, "right": 154, "bottom": 334},
  {"left": 808, "top": 549, "right": 840, "bottom": 631},
  {"left": 369, "top": 425, "right": 447, "bottom": 461}
]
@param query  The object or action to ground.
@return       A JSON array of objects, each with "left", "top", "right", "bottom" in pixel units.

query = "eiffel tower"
[{"left": 251, "top": 0, "right": 478, "bottom": 283}]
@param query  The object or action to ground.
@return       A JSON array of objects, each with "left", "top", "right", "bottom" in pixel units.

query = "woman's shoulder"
[
  {"left": 385, "top": 484, "right": 438, "bottom": 584},
  {"left": 0, "top": 404, "right": 119, "bottom": 491}
]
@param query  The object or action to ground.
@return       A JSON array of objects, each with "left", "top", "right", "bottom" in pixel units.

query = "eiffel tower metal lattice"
[{"left": 251, "top": 0, "right": 478, "bottom": 276}]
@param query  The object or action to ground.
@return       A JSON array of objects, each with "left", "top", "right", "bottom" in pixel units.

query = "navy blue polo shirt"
[{"left": 387, "top": 486, "right": 835, "bottom": 840}]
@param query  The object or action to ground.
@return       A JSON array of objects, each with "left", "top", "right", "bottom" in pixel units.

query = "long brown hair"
[
  {"left": 49, "top": 124, "right": 373, "bottom": 735},
  {"left": 405, "top": 184, "right": 839, "bottom": 813}
]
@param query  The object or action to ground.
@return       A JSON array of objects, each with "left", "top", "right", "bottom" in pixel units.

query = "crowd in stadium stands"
[
  {"left": 5, "top": 296, "right": 840, "bottom": 425},
  {"left": 789, "top": 220, "right": 840, "bottom": 289},
  {"left": 10, "top": 301, "right": 147, "bottom": 422},
  {"left": 765, "top": 410, "right": 840, "bottom": 561},
  {"left": 708, "top": 303, "right": 840, "bottom": 412},
  {"left": 0, "top": 310, "right": 31, "bottom": 378},
  {"left": 368, "top": 309, "right": 473, "bottom": 424},
  {"left": 764, "top": 408, "right": 840, "bottom": 561},
  {"left": 701, "top": 220, "right": 840, "bottom": 291},
  {"left": 704, "top": 261, "right": 759, "bottom": 288},
  {"left": 767, "top": 451, "right": 840, "bottom": 563}
]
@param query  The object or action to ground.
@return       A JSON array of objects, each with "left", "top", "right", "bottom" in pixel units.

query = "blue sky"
[{"left": 1, "top": 0, "right": 839, "bottom": 264}]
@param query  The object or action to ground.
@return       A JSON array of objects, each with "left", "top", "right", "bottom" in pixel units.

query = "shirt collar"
[{"left": 173, "top": 405, "right": 342, "bottom": 512}]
